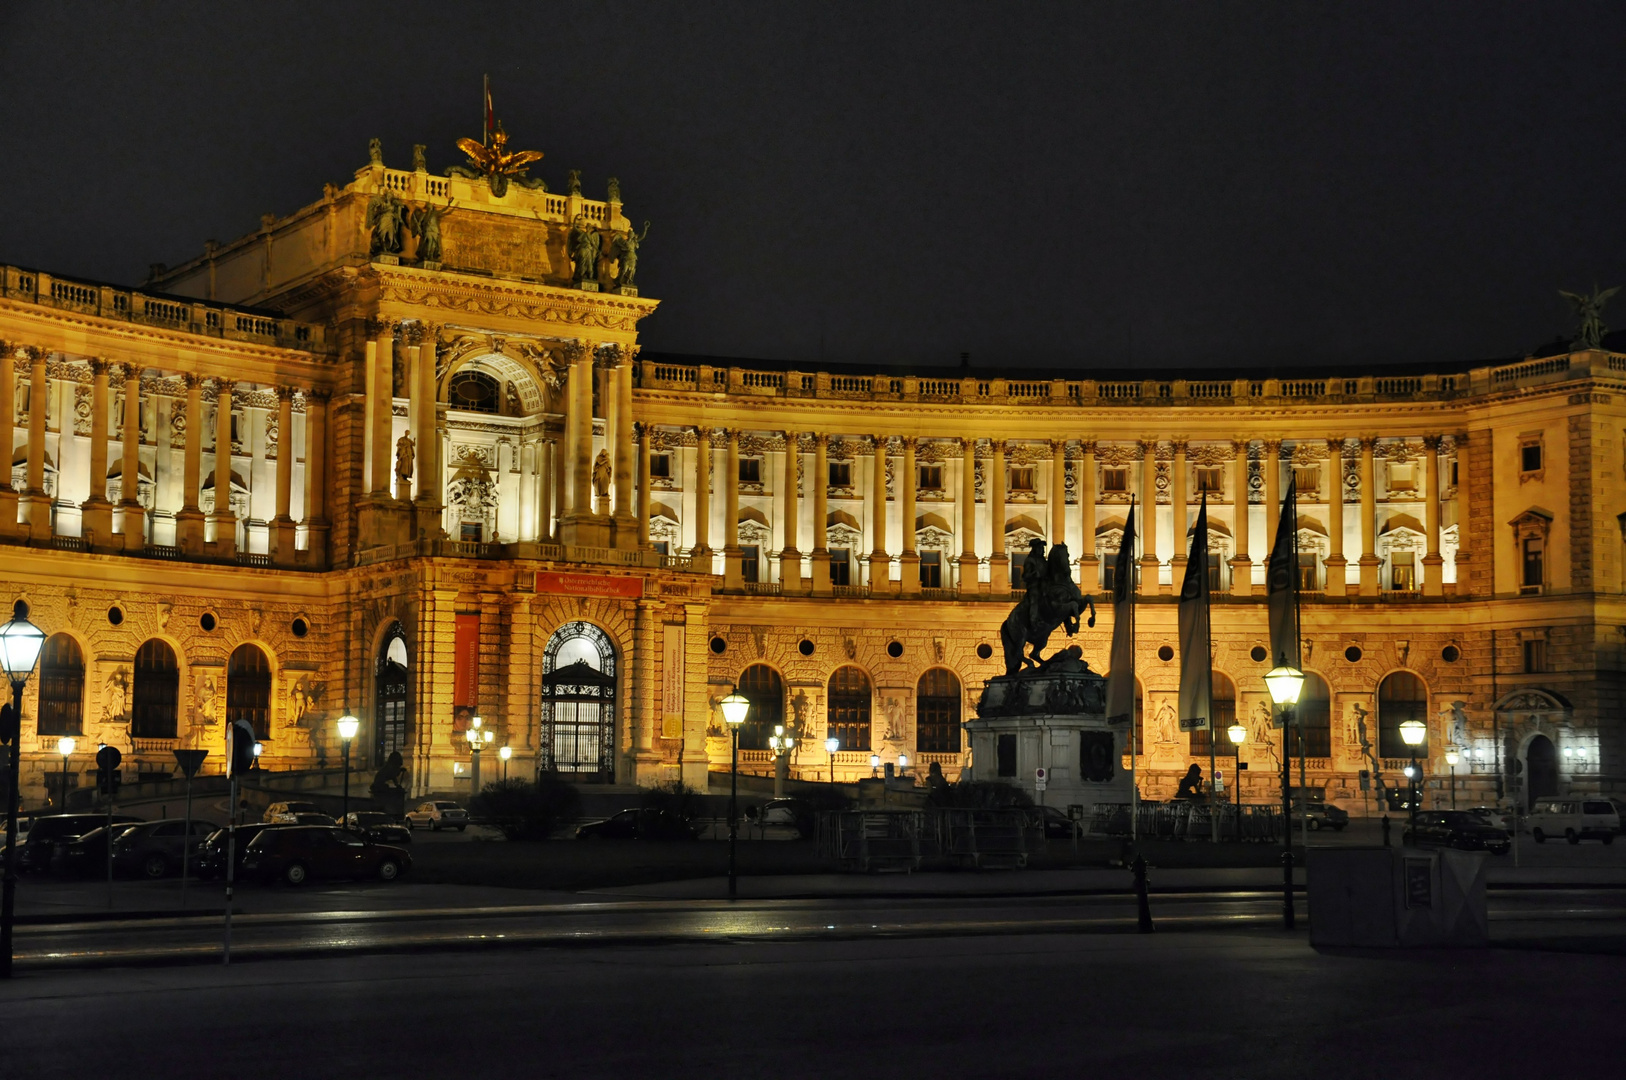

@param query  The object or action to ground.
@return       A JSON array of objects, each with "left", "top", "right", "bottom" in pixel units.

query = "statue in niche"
[
  {"left": 790, "top": 690, "right": 809, "bottom": 737},
  {"left": 592, "top": 449, "right": 612, "bottom": 498},
  {"left": 1442, "top": 700, "right": 1469, "bottom": 750},
  {"left": 366, "top": 191, "right": 406, "bottom": 257},
  {"left": 368, "top": 137, "right": 384, "bottom": 166},
  {"left": 411, "top": 143, "right": 427, "bottom": 171},
  {"left": 1561, "top": 285, "right": 1618, "bottom": 351},
  {"left": 395, "top": 434, "right": 415, "bottom": 483},
  {"left": 998, "top": 541, "right": 1095, "bottom": 677},
  {"left": 505, "top": 382, "right": 521, "bottom": 415},
  {"left": 408, "top": 201, "right": 454, "bottom": 262},
  {"left": 569, "top": 216, "right": 601, "bottom": 284},
  {"left": 614, "top": 221, "right": 650, "bottom": 290}
]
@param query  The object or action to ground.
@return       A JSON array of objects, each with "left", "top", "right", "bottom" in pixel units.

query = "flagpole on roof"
[
  {"left": 483, "top": 74, "right": 490, "bottom": 147},
  {"left": 1129, "top": 495, "right": 1138, "bottom": 848}
]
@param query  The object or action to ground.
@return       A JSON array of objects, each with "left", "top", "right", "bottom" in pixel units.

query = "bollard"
[
  {"left": 1381, "top": 814, "right": 1391, "bottom": 848},
  {"left": 1132, "top": 853, "right": 1154, "bottom": 934}
]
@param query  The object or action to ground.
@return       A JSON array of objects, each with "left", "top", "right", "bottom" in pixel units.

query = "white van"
[{"left": 1528, "top": 798, "right": 1620, "bottom": 844}]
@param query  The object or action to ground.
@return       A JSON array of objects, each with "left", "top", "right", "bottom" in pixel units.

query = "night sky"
[{"left": 2, "top": 2, "right": 1624, "bottom": 373}]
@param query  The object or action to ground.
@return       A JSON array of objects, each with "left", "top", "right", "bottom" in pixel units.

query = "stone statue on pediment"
[
  {"left": 614, "top": 221, "right": 649, "bottom": 289},
  {"left": 411, "top": 143, "right": 427, "bottom": 171},
  {"left": 368, "top": 137, "right": 384, "bottom": 166},
  {"left": 570, "top": 216, "right": 601, "bottom": 285},
  {"left": 1561, "top": 285, "right": 1618, "bottom": 351},
  {"left": 366, "top": 191, "right": 406, "bottom": 257},
  {"left": 999, "top": 541, "right": 1095, "bottom": 676},
  {"left": 395, "top": 434, "right": 414, "bottom": 483},
  {"left": 408, "top": 201, "right": 453, "bottom": 262},
  {"left": 593, "top": 449, "right": 612, "bottom": 497}
]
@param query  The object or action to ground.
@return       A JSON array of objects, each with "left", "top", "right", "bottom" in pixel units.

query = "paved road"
[{"left": 5, "top": 928, "right": 1624, "bottom": 1079}]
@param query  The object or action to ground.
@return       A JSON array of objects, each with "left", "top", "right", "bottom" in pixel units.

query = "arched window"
[
  {"left": 827, "top": 666, "right": 872, "bottom": 752},
  {"left": 448, "top": 370, "right": 500, "bottom": 414},
  {"left": 736, "top": 664, "right": 783, "bottom": 751},
  {"left": 1292, "top": 672, "right": 1332, "bottom": 758},
  {"left": 541, "top": 621, "right": 617, "bottom": 781},
  {"left": 37, "top": 634, "right": 84, "bottom": 737},
  {"left": 131, "top": 639, "right": 179, "bottom": 739},
  {"left": 1106, "top": 674, "right": 1146, "bottom": 756},
  {"left": 1188, "top": 672, "right": 1236, "bottom": 756},
  {"left": 1378, "top": 671, "right": 1426, "bottom": 758},
  {"left": 376, "top": 626, "right": 409, "bottom": 765},
  {"left": 916, "top": 669, "right": 962, "bottom": 753},
  {"left": 227, "top": 643, "right": 272, "bottom": 740}
]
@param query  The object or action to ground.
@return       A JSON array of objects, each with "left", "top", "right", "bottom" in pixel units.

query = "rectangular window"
[
  {"left": 1207, "top": 553, "right": 1222, "bottom": 593},
  {"left": 738, "top": 458, "right": 762, "bottom": 484},
  {"left": 1521, "top": 442, "right": 1543, "bottom": 474},
  {"left": 1102, "top": 554, "right": 1118, "bottom": 594},
  {"left": 1008, "top": 466, "right": 1035, "bottom": 492},
  {"left": 460, "top": 521, "right": 483, "bottom": 543},
  {"left": 1010, "top": 550, "right": 1028, "bottom": 584},
  {"left": 1523, "top": 639, "right": 1547, "bottom": 674},
  {"left": 649, "top": 453, "right": 671, "bottom": 479},
  {"left": 1390, "top": 551, "right": 1415, "bottom": 591},
  {"left": 652, "top": 541, "right": 669, "bottom": 556},
  {"left": 829, "top": 548, "right": 851, "bottom": 586},
  {"left": 828, "top": 461, "right": 851, "bottom": 488},
  {"left": 1196, "top": 467, "right": 1223, "bottom": 495},
  {"left": 740, "top": 545, "right": 760, "bottom": 583},
  {"left": 997, "top": 733, "right": 1017, "bottom": 777},
  {"left": 1293, "top": 467, "right": 1319, "bottom": 495},
  {"left": 919, "top": 550, "right": 942, "bottom": 588},
  {"left": 1449, "top": 459, "right": 1458, "bottom": 488},
  {"left": 1102, "top": 468, "right": 1128, "bottom": 493},
  {"left": 917, "top": 463, "right": 942, "bottom": 490},
  {"left": 1297, "top": 553, "right": 1318, "bottom": 592},
  {"left": 1522, "top": 537, "right": 1544, "bottom": 593}
]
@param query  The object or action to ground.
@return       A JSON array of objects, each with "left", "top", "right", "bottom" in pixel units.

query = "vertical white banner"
[{"left": 661, "top": 622, "right": 684, "bottom": 738}]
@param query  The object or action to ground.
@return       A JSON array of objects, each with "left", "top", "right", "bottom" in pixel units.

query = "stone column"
[
  {"left": 632, "top": 598, "right": 660, "bottom": 776},
  {"left": 1264, "top": 439, "right": 1281, "bottom": 541},
  {"left": 304, "top": 390, "right": 330, "bottom": 567},
  {"left": 1050, "top": 439, "right": 1068, "bottom": 549},
  {"left": 539, "top": 438, "right": 556, "bottom": 542},
  {"left": 80, "top": 359, "right": 113, "bottom": 546},
  {"left": 210, "top": 379, "right": 237, "bottom": 558},
  {"left": 0, "top": 347, "right": 16, "bottom": 538},
  {"left": 780, "top": 430, "right": 801, "bottom": 591},
  {"left": 612, "top": 356, "right": 636, "bottom": 548},
  {"left": 811, "top": 433, "right": 830, "bottom": 595},
  {"left": 1138, "top": 440, "right": 1158, "bottom": 595},
  {"left": 867, "top": 436, "right": 888, "bottom": 590},
  {"left": 518, "top": 440, "right": 537, "bottom": 541},
  {"left": 1169, "top": 440, "right": 1189, "bottom": 580},
  {"left": 573, "top": 350, "right": 595, "bottom": 521},
  {"left": 22, "top": 350, "right": 50, "bottom": 539},
  {"left": 271, "top": 385, "right": 297, "bottom": 564},
  {"left": 899, "top": 437, "right": 919, "bottom": 595},
  {"left": 370, "top": 325, "right": 394, "bottom": 496},
  {"left": 1324, "top": 438, "right": 1347, "bottom": 596},
  {"left": 1228, "top": 438, "right": 1252, "bottom": 596},
  {"left": 723, "top": 428, "right": 742, "bottom": 589},
  {"left": 1452, "top": 431, "right": 1473, "bottom": 594},
  {"left": 692, "top": 425, "right": 712, "bottom": 570},
  {"left": 958, "top": 438, "right": 978, "bottom": 590},
  {"left": 175, "top": 373, "right": 206, "bottom": 554},
  {"left": 415, "top": 333, "right": 437, "bottom": 501},
  {"left": 117, "top": 363, "right": 143, "bottom": 550},
  {"left": 989, "top": 441, "right": 1009, "bottom": 592},
  {"left": 1358, "top": 436, "right": 1379, "bottom": 595},
  {"left": 1422, "top": 434, "right": 1444, "bottom": 596},
  {"left": 1077, "top": 440, "right": 1099, "bottom": 589}
]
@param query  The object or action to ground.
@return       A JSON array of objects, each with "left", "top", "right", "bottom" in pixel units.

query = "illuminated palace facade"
[{"left": 2, "top": 138, "right": 1623, "bottom": 812}]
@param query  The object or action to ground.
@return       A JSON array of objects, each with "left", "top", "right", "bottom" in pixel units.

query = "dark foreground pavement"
[{"left": 4, "top": 929, "right": 1624, "bottom": 1079}]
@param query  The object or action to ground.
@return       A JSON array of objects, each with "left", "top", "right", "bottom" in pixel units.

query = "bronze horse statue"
[{"left": 999, "top": 542, "right": 1096, "bottom": 677}]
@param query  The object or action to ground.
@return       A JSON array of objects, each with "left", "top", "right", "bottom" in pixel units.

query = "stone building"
[{"left": 1, "top": 134, "right": 1621, "bottom": 813}]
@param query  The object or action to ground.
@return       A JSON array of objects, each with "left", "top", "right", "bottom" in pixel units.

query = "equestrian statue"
[{"left": 999, "top": 539, "right": 1095, "bottom": 677}]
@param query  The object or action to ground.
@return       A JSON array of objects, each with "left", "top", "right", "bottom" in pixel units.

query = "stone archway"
[{"left": 1526, "top": 734, "right": 1559, "bottom": 805}]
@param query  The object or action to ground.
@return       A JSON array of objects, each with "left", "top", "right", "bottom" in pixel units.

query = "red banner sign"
[
  {"left": 534, "top": 571, "right": 645, "bottom": 599},
  {"left": 453, "top": 613, "right": 480, "bottom": 709}
]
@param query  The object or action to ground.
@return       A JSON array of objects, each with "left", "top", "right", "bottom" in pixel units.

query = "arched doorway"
[
  {"left": 131, "top": 639, "right": 180, "bottom": 739},
  {"left": 1526, "top": 735, "right": 1559, "bottom": 805},
  {"left": 376, "top": 625, "right": 409, "bottom": 766},
  {"left": 226, "top": 643, "right": 272, "bottom": 741},
  {"left": 736, "top": 664, "right": 783, "bottom": 751},
  {"left": 540, "top": 621, "right": 617, "bottom": 782}
]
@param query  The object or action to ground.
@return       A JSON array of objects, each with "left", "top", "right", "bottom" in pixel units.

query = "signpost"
[
  {"left": 95, "top": 745, "right": 121, "bottom": 910},
  {"left": 173, "top": 749, "right": 208, "bottom": 910},
  {"left": 1034, "top": 767, "right": 1047, "bottom": 807}
]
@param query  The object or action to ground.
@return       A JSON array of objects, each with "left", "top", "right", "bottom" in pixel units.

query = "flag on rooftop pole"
[
  {"left": 1176, "top": 496, "right": 1211, "bottom": 736},
  {"left": 1104, "top": 498, "right": 1137, "bottom": 726},
  {"left": 484, "top": 75, "right": 495, "bottom": 145},
  {"left": 1266, "top": 478, "right": 1299, "bottom": 679}
]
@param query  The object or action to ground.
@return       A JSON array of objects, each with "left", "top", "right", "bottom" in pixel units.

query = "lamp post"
[
  {"left": 719, "top": 687, "right": 750, "bottom": 899},
  {"left": 499, "top": 744, "right": 512, "bottom": 782},
  {"left": 336, "top": 713, "right": 359, "bottom": 825},
  {"left": 768, "top": 724, "right": 795, "bottom": 798},
  {"left": 869, "top": 753, "right": 880, "bottom": 778},
  {"left": 1265, "top": 660, "right": 1304, "bottom": 930},
  {"left": 0, "top": 600, "right": 47, "bottom": 979},
  {"left": 56, "top": 736, "right": 75, "bottom": 811},
  {"left": 1445, "top": 747, "right": 1459, "bottom": 810},
  {"left": 1227, "top": 721, "right": 1246, "bottom": 842},
  {"left": 824, "top": 735, "right": 839, "bottom": 783},
  {"left": 466, "top": 714, "right": 493, "bottom": 801},
  {"left": 1400, "top": 717, "right": 1427, "bottom": 839}
]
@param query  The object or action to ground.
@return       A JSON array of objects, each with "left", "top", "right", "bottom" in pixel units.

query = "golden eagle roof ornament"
[{"left": 448, "top": 77, "right": 547, "bottom": 198}]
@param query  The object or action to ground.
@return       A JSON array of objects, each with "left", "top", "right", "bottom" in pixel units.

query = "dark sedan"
[
  {"left": 1404, "top": 810, "right": 1512, "bottom": 854},
  {"left": 194, "top": 823, "right": 283, "bottom": 880},
  {"left": 3, "top": 813, "right": 142, "bottom": 873},
  {"left": 343, "top": 811, "right": 413, "bottom": 845},
  {"left": 60, "top": 822, "right": 146, "bottom": 876},
  {"left": 108, "top": 819, "right": 217, "bottom": 878},
  {"left": 241, "top": 825, "right": 412, "bottom": 885},
  {"left": 576, "top": 808, "right": 699, "bottom": 841}
]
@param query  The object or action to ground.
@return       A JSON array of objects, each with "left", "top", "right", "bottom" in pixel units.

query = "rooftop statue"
[
  {"left": 448, "top": 121, "right": 546, "bottom": 198},
  {"left": 570, "top": 215, "right": 602, "bottom": 285},
  {"left": 408, "top": 201, "right": 454, "bottom": 263},
  {"left": 614, "top": 221, "right": 649, "bottom": 289},
  {"left": 999, "top": 540, "right": 1095, "bottom": 677},
  {"left": 365, "top": 190, "right": 406, "bottom": 257},
  {"left": 1561, "top": 285, "right": 1619, "bottom": 350}
]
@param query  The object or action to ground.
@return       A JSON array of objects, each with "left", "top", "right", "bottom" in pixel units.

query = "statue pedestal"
[{"left": 965, "top": 659, "right": 1132, "bottom": 817}]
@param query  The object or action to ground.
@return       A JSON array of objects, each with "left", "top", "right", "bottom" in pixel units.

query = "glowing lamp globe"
[
  {"left": 719, "top": 689, "right": 750, "bottom": 727},
  {"left": 1264, "top": 662, "right": 1305, "bottom": 707},
  {"left": 1399, "top": 719, "right": 1427, "bottom": 747},
  {"left": 337, "top": 714, "right": 360, "bottom": 741}
]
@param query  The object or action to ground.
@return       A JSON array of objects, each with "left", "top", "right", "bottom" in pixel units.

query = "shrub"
[
  {"left": 470, "top": 774, "right": 582, "bottom": 840},
  {"left": 638, "top": 780, "right": 704, "bottom": 822}
]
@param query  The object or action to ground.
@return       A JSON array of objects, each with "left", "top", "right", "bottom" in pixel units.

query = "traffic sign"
[
  {"left": 95, "top": 745, "right": 121, "bottom": 771},
  {"left": 1034, "top": 766, "right": 1047, "bottom": 791},
  {"left": 173, "top": 748, "right": 208, "bottom": 778}
]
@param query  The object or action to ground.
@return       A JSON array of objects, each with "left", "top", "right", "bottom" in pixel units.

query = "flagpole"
[
  {"left": 1294, "top": 483, "right": 1309, "bottom": 849},
  {"left": 482, "top": 74, "right": 489, "bottom": 147},
  {"left": 1129, "top": 496, "right": 1138, "bottom": 849},
  {"left": 1202, "top": 495, "right": 1217, "bottom": 844}
]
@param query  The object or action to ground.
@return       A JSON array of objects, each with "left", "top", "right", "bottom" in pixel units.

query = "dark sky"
[{"left": 2, "top": 2, "right": 1624, "bottom": 372}]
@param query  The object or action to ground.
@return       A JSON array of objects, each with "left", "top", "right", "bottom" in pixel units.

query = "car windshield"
[{"left": 1441, "top": 812, "right": 1482, "bottom": 827}]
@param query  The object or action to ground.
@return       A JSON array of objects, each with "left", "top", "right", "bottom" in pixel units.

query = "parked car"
[
  {"left": 289, "top": 812, "right": 338, "bottom": 827},
  {"left": 343, "top": 811, "right": 413, "bottom": 845},
  {"left": 1403, "top": 810, "right": 1512, "bottom": 854},
  {"left": 1529, "top": 798, "right": 1620, "bottom": 844},
  {"left": 576, "top": 808, "right": 699, "bottom": 841},
  {"left": 241, "top": 826, "right": 411, "bottom": 885},
  {"left": 1467, "top": 806, "right": 1512, "bottom": 832},
  {"left": 60, "top": 822, "right": 147, "bottom": 876},
  {"left": 106, "top": 819, "right": 218, "bottom": 878},
  {"left": 748, "top": 799, "right": 815, "bottom": 838},
  {"left": 1290, "top": 789, "right": 1350, "bottom": 831},
  {"left": 405, "top": 801, "right": 468, "bottom": 832},
  {"left": 2, "top": 813, "right": 142, "bottom": 873},
  {"left": 194, "top": 823, "right": 283, "bottom": 881},
  {"left": 263, "top": 801, "right": 325, "bottom": 824},
  {"left": 1030, "top": 804, "right": 1082, "bottom": 839}
]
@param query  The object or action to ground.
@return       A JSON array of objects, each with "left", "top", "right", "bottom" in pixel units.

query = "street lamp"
[
  {"left": 824, "top": 735, "right": 839, "bottom": 783},
  {"left": 869, "top": 753, "right": 880, "bottom": 778},
  {"left": 336, "top": 713, "right": 359, "bottom": 825},
  {"left": 897, "top": 752, "right": 909, "bottom": 774},
  {"left": 1445, "top": 747, "right": 1460, "bottom": 809},
  {"left": 466, "top": 714, "right": 494, "bottom": 800},
  {"left": 1400, "top": 718, "right": 1426, "bottom": 837},
  {"left": 499, "top": 744, "right": 512, "bottom": 782},
  {"left": 0, "top": 599, "right": 47, "bottom": 980},
  {"left": 719, "top": 687, "right": 750, "bottom": 899},
  {"left": 55, "top": 736, "right": 74, "bottom": 810},
  {"left": 768, "top": 724, "right": 795, "bottom": 798},
  {"left": 1264, "top": 660, "right": 1304, "bottom": 931},
  {"left": 1226, "top": 721, "right": 1247, "bottom": 842}
]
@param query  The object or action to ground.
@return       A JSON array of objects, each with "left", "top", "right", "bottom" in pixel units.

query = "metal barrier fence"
[
  {"left": 1090, "top": 802, "right": 1284, "bottom": 842},
  {"left": 816, "top": 808, "right": 1043, "bottom": 871}
]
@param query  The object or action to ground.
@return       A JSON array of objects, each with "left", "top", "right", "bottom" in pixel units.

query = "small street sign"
[{"left": 1034, "top": 767, "right": 1047, "bottom": 791}]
